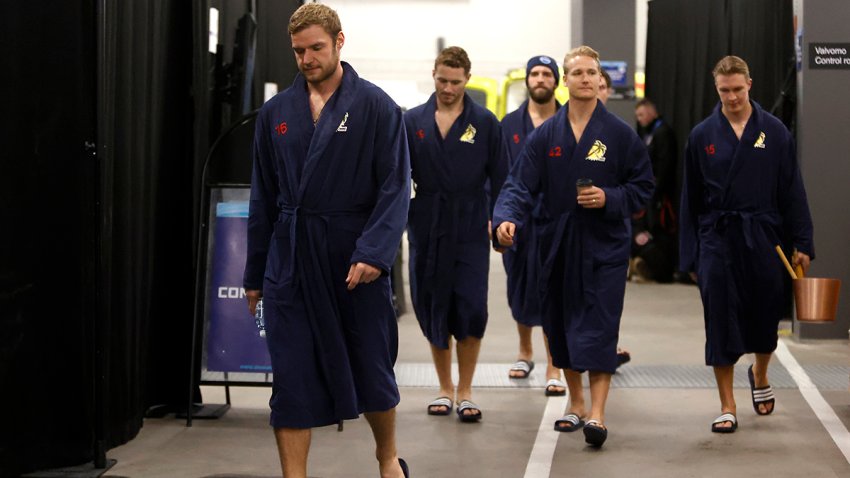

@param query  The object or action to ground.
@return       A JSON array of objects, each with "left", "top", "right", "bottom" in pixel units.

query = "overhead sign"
[{"left": 809, "top": 43, "right": 850, "bottom": 69}]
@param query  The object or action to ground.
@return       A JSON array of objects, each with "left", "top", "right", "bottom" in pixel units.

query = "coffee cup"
[{"left": 576, "top": 178, "right": 593, "bottom": 194}]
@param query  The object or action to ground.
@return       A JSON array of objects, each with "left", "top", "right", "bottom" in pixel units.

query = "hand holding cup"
[{"left": 576, "top": 178, "right": 605, "bottom": 208}]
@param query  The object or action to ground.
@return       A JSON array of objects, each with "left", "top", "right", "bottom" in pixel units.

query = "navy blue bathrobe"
[
  {"left": 243, "top": 62, "right": 410, "bottom": 428},
  {"left": 404, "top": 93, "right": 509, "bottom": 348},
  {"left": 680, "top": 101, "right": 814, "bottom": 366},
  {"left": 494, "top": 101, "right": 653, "bottom": 373},
  {"left": 500, "top": 100, "right": 560, "bottom": 327}
]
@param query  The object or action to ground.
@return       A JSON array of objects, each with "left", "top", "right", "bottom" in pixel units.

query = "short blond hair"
[
  {"left": 712, "top": 55, "right": 751, "bottom": 81},
  {"left": 288, "top": 3, "right": 342, "bottom": 39},
  {"left": 563, "top": 45, "right": 601, "bottom": 73}
]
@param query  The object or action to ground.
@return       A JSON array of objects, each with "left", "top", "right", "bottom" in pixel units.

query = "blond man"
[{"left": 494, "top": 46, "right": 653, "bottom": 447}]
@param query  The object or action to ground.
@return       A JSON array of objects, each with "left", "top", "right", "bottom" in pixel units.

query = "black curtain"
[
  {"left": 2, "top": 0, "right": 300, "bottom": 473},
  {"left": 645, "top": 0, "right": 795, "bottom": 158},
  {"left": 0, "top": 1, "right": 98, "bottom": 473},
  {"left": 726, "top": 0, "right": 797, "bottom": 129},
  {"left": 0, "top": 0, "right": 195, "bottom": 474},
  {"left": 98, "top": 0, "right": 197, "bottom": 420}
]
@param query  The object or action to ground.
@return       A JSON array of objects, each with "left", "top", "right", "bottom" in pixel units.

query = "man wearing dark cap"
[{"left": 500, "top": 55, "right": 567, "bottom": 397}]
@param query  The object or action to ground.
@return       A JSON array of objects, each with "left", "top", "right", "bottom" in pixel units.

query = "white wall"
[
  {"left": 635, "top": 0, "right": 648, "bottom": 72},
  {"left": 321, "top": 0, "right": 572, "bottom": 109}
]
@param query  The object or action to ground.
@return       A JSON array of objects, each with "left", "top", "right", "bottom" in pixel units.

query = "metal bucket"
[{"left": 793, "top": 277, "right": 842, "bottom": 322}]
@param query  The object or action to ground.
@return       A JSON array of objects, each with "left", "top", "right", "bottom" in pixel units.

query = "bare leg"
[
  {"left": 713, "top": 365, "right": 737, "bottom": 429},
  {"left": 456, "top": 336, "right": 482, "bottom": 417},
  {"left": 553, "top": 368, "right": 587, "bottom": 431},
  {"left": 543, "top": 335, "right": 564, "bottom": 393},
  {"left": 509, "top": 323, "right": 534, "bottom": 378},
  {"left": 587, "top": 371, "right": 612, "bottom": 427},
  {"left": 364, "top": 408, "right": 405, "bottom": 478},
  {"left": 429, "top": 339, "right": 455, "bottom": 413},
  {"left": 752, "top": 353, "right": 774, "bottom": 414},
  {"left": 564, "top": 369, "right": 586, "bottom": 416},
  {"left": 273, "top": 427, "right": 310, "bottom": 478}
]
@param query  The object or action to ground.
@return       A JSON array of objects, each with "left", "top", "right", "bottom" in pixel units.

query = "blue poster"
[
  {"left": 601, "top": 61, "right": 628, "bottom": 87},
  {"left": 205, "top": 201, "right": 272, "bottom": 373}
]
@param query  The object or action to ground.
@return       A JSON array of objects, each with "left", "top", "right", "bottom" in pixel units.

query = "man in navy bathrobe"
[
  {"left": 500, "top": 55, "right": 566, "bottom": 396},
  {"left": 680, "top": 56, "right": 814, "bottom": 433},
  {"left": 494, "top": 46, "right": 653, "bottom": 446},
  {"left": 242, "top": 5, "right": 410, "bottom": 477},
  {"left": 405, "top": 46, "right": 508, "bottom": 422}
]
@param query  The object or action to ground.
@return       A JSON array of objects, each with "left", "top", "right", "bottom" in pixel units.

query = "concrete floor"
[{"left": 105, "top": 251, "right": 850, "bottom": 478}]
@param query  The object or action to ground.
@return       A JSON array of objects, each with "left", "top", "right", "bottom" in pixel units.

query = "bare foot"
[
  {"left": 508, "top": 357, "right": 534, "bottom": 378},
  {"left": 377, "top": 456, "right": 405, "bottom": 478},
  {"left": 554, "top": 406, "right": 587, "bottom": 431},
  {"left": 456, "top": 395, "right": 481, "bottom": 420},
  {"left": 427, "top": 389, "right": 454, "bottom": 414},
  {"left": 714, "top": 408, "right": 736, "bottom": 429}
]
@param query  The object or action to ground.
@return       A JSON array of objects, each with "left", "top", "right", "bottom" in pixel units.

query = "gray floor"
[{"left": 105, "top": 250, "right": 850, "bottom": 478}]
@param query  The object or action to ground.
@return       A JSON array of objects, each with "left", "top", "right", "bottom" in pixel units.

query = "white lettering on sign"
[
  {"left": 218, "top": 287, "right": 247, "bottom": 299},
  {"left": 816, "top": 56, "right": 843, "bottom": 65},
  {"left": 815, "top": 46, "right": 848, "bottom": 55},
  {"left": 809, "top": 43, "right": 850, "bottom": 70}
]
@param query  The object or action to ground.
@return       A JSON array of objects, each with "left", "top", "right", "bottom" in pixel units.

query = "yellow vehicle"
[{"left": 465, "top": 75, "right": 501, "bottom": 116}]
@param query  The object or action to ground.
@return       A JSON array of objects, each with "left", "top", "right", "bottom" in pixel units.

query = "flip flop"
[
  {"left": 583, "top": 419, "right": 608, "bottom": 447},
  {"left": 544, "top": 378, "right": 567, "bottom": 397},
  {"left": 711, "top": 413, "right": 738, "bottom": 433},
  {"left": 399, "top": 458, "right": 410, "bottom": 478},
  {"left": 426, "top": 396, "right": 452, "bottom": 416},
  {"left": 554, "top": 413, "right": 585, "bottom": 432},
  {"left": 748, "top": 365, "right": 775, "bottom": 415},
  {"left": 509, "top": 359, "right": 535, "bottom": 379},
  {"left": 456, "top": 400, "right": 482, "bottom": 423}
]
